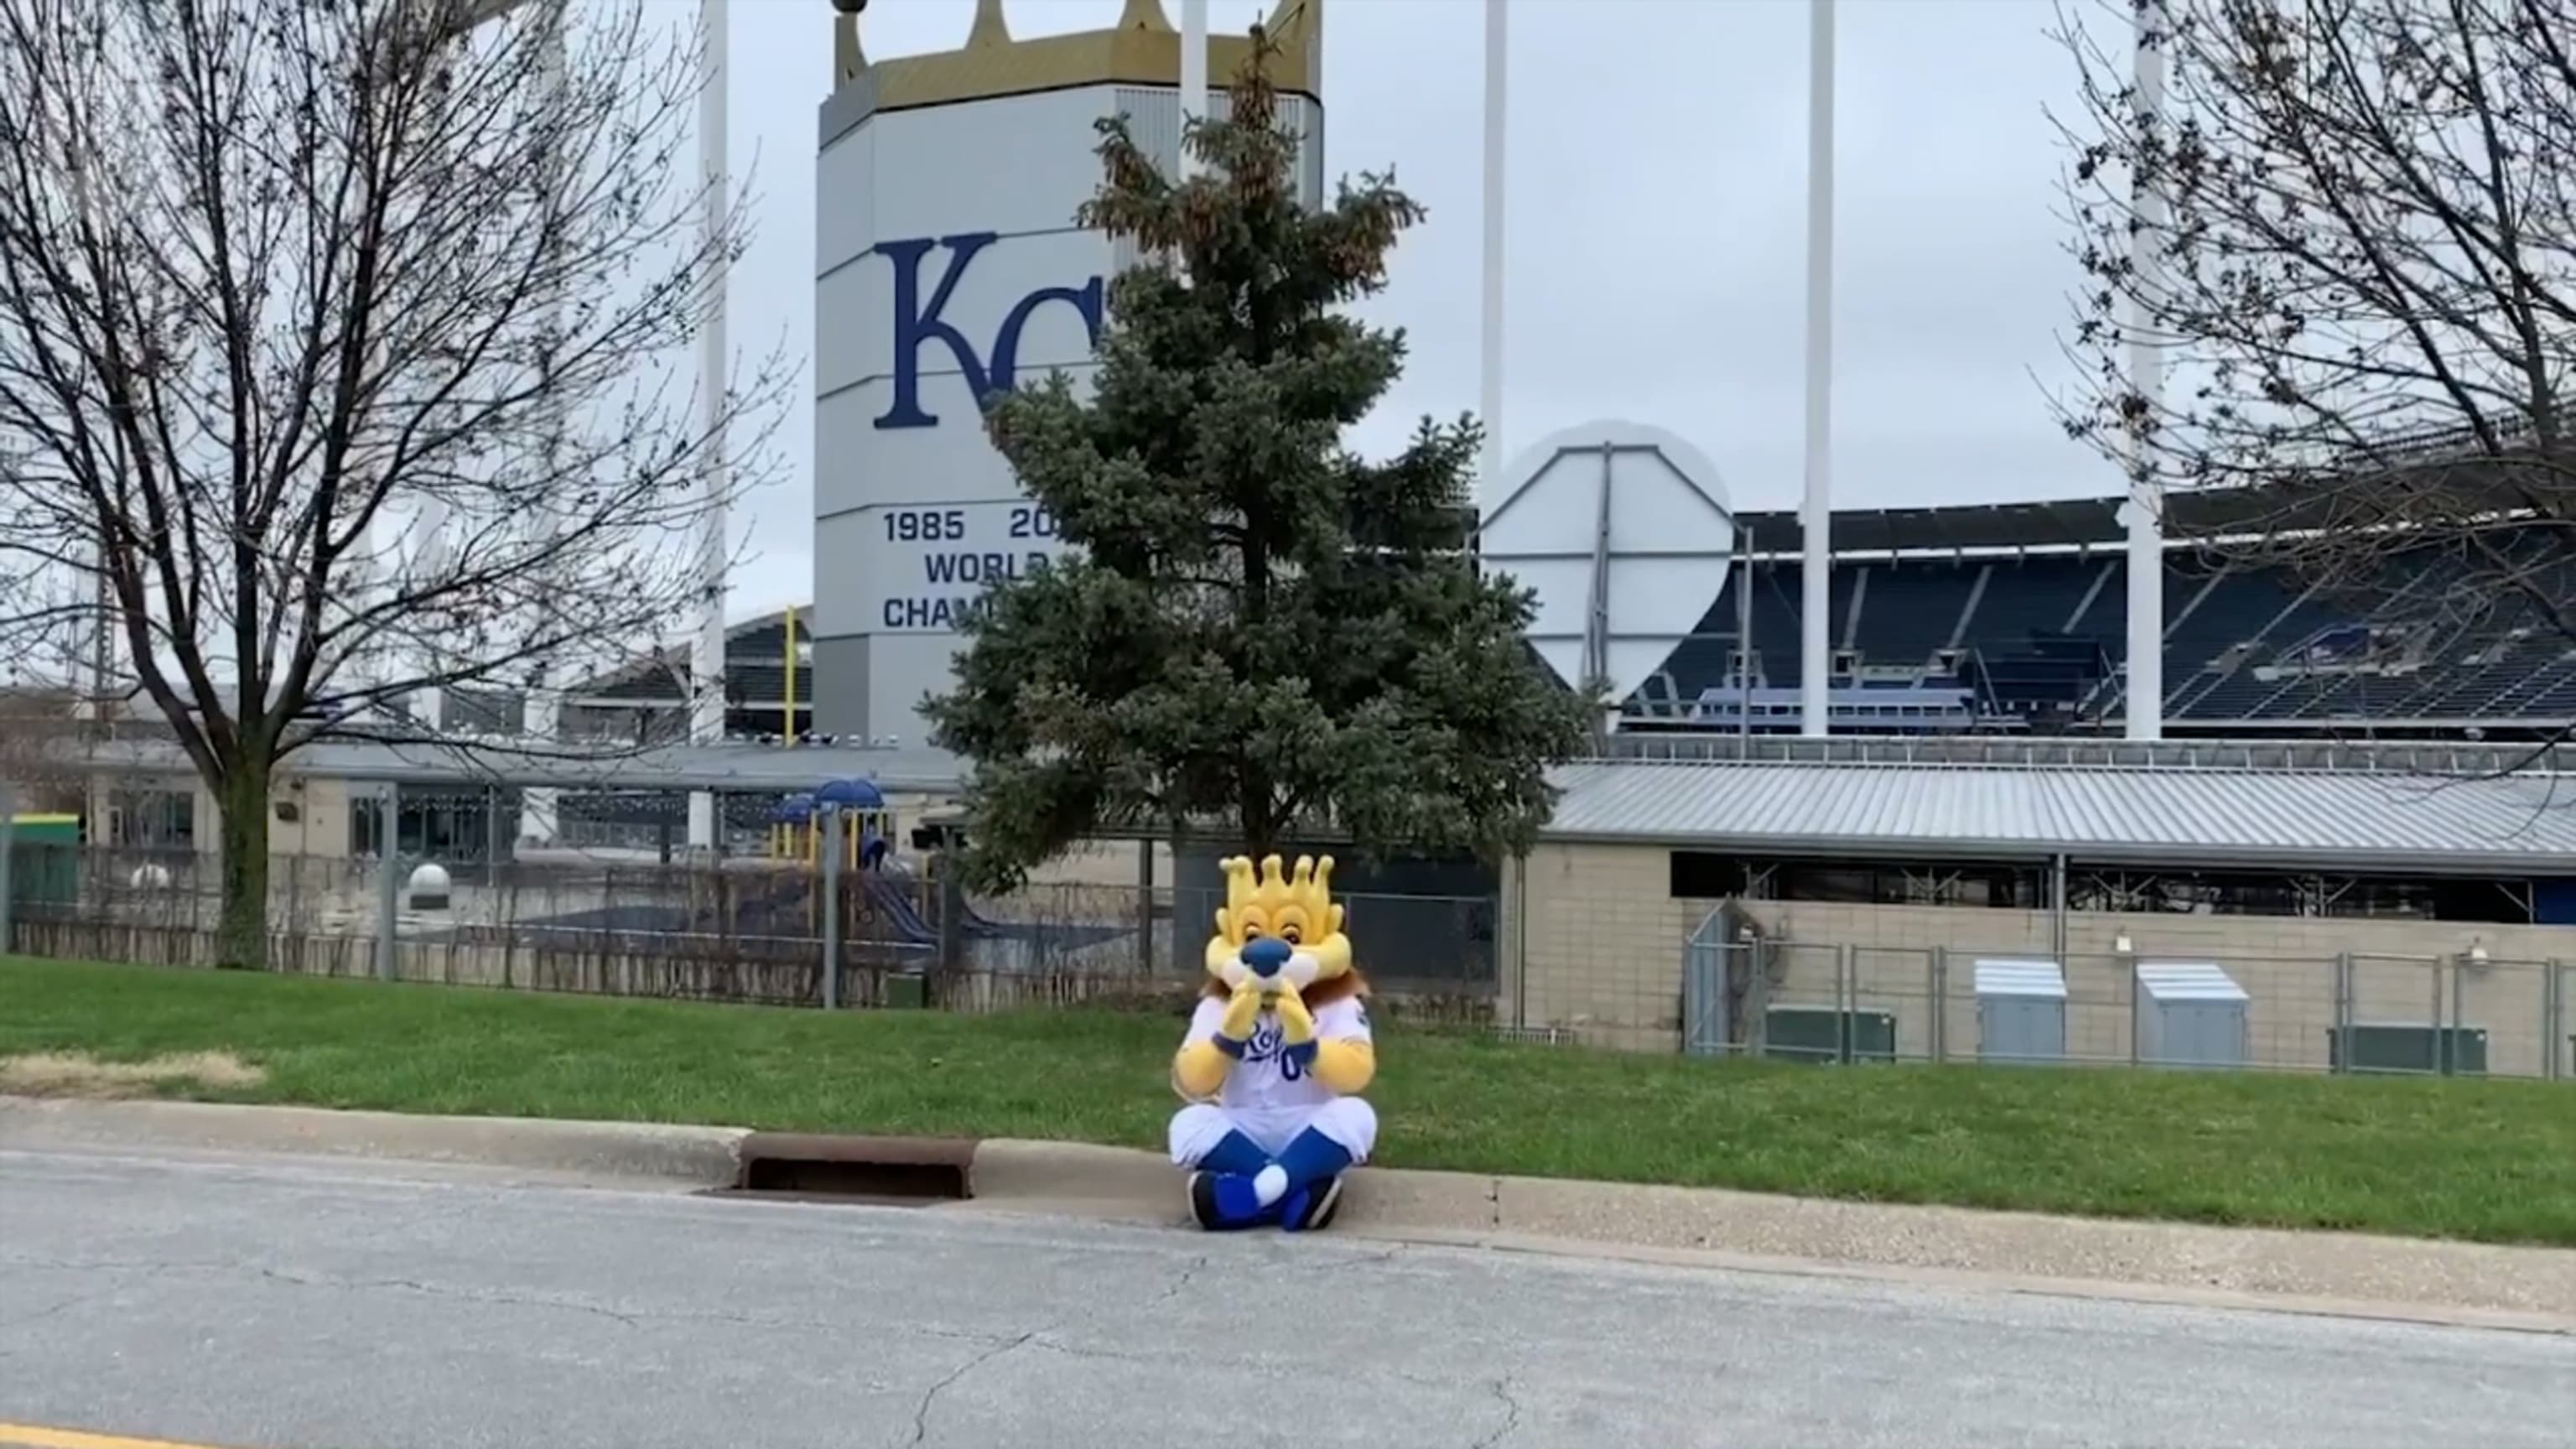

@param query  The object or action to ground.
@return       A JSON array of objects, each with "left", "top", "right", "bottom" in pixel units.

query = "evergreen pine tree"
[{"left": 924, "top": 34, "right": 1593, "bottom": 887}]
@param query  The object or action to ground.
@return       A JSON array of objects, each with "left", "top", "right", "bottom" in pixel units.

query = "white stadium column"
[{"left": 1799, "top": 0, "right": 1836, "bottom": 738}]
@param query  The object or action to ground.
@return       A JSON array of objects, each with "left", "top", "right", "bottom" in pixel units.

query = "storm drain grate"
[{"left": 719, "top": 1134, "right": 977, "bottom": 1205}]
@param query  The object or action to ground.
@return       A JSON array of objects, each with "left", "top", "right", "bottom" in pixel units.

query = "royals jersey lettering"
[{"left": 1184, "top": 996, "right": 1372, "bottom": 1114}]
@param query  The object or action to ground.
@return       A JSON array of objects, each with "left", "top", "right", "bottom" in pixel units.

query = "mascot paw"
[{"left": 1278, "top": 1174, "right": 1346, "bottom": 1233}]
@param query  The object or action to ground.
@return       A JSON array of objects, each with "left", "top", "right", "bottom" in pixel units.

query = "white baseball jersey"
[{"left": 1183, "top": 995, "right": 1373, "bottom": 1114}]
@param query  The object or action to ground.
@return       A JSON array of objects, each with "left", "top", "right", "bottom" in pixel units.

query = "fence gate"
[{"left": 1683, "top": 907, "right": 1761, "bottom": 1056}]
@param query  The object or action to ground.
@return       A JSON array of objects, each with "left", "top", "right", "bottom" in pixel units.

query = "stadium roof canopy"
[
  {"left": 1735, "top": 485, "right": 2309, "bottom": 555},
  {"left": 1545, "top": 757, "right": 2576, "bottom": 875}
]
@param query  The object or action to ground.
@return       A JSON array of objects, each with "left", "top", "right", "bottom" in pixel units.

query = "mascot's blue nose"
[{"left": 1243, "top": 936, "right": 1291, "bottom": 978}]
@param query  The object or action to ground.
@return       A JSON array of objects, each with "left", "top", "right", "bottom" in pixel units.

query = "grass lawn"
[{"left": 4, "top": 954, "right": 2573, "bottom": 1246}]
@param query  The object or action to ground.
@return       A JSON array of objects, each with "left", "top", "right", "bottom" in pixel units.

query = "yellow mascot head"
[{"left": 1204, "top": 853, "right": 1356, "bottom": 997}]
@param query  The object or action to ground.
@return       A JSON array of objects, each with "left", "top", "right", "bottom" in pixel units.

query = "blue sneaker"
[
  {"left": 1278, "top": 1173, "right": 1345, "bottom": 1233},
  {"left": 1187, "top": 1171, "right": 1271, "bottom": 1230}
]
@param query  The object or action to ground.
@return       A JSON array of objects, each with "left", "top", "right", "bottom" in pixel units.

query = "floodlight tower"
[
  {"left": 393, "top": 0, "right": 574, "bottom": 833},
  {"left": 2122, "top": 2, "right": 2170, "bottom": 741},
  {"left": 523, "top": 0, "right": 574, "bottom": 846},
  {"left": 1798, "top": 0, "right": 1836, "bottom": 738},
  {"left": 687, "top": 0, "right": 733, "bottom": 853},
  {"left": 1182, "top": 0, "right": 1208, "bottom": 180},
  {"left": 1480, "top": 0, "right": 1507, "bottom": 494}
]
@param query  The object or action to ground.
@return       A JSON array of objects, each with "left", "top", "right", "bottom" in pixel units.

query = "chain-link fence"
[
  {"left": 9, "top": 825, "right": 2563, "bottom": 1078},
  {"left": 1670, "top": 937, "right": 2568, "bottom": 1079},
  {"left": 3, "top": 839, "right": 1500, "bottom": 1023}
]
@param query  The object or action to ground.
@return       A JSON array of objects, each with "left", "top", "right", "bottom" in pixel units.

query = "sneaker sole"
[
  {"left": 1185, "top": 1171, "right": 1222, "bottom": 1230},
  {"left": 1287, "top": 1175, "right": 1345, "bottom": 1233}
]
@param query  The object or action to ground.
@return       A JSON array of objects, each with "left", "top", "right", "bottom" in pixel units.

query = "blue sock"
[
  {"left": 1197, "top": 1130, "right": 1270, "bottom": 1178},
  {"left": 1272, "top": 1127, "right": 1353, "bottom": 1194},
  {"left": 1197, "top": 1130, "right": 1278, "bottom": 1226},
  {"left": 1208, "top": 1174, "right": 1269, "bottom": 1224}
]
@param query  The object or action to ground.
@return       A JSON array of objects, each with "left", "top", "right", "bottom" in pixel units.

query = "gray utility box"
[
  {"left": 2132, "top": 960, "right": 2250, "bottom": 1067},
  {"left": 1975, "top": 958, "right": 2068, "bottom": 1063}
]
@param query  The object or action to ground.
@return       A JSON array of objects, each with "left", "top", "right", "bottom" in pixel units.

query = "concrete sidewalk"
[{"left": 6, "top": 1093, "right": 2570, "bottom": 1333}]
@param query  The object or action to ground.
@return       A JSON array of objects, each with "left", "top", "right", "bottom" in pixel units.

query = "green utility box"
[
  {"left": 8, "top": 813, "right": 82, "bottom": 913},
  {"left": 1763, "top": 1005, "right": 1898, "bottom": 1064}
]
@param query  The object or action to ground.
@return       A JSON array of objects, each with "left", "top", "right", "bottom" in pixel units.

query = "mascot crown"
[
  {"left": 1206, "top": 852, "right": 1356, "bottom": 994},
  {"left": 1218, "top": 854, "right": 1339, "bottom": 946}
]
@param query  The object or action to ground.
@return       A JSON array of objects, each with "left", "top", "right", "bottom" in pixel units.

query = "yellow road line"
[{"left": 0, "top": 1425, "right": 243, "bottom": 1449}]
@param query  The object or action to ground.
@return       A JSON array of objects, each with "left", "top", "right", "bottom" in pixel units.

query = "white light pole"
[
  {"left": 1179, "top": 0, "right": 1207, "bottom": 181},
  {"left": 2122, "top": 3, "right": 2169, "bottom": 741},
  {"left": 687, "top": 0, "right": 731, "bottom": 853},
  {"left": 1798, "top": 0, "right": 1836, "bottom": 738},
  {"left": 521, "top": 0, "right": 571, "bottom": 846},
  {"left": 1480, "top": 0, "right": 1507, "bottom": 492}
]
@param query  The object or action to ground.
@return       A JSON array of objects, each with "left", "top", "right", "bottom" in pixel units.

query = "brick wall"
[{"left": 1509, "top": 841, "right": 2574, "bottom": 1075}]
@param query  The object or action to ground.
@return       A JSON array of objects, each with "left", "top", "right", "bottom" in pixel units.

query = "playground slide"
[
  {"left": 860, "top": 871, "right": 941, "bottom": 947},
  {"left": 877, "top": 861, "right": 1005, "bottom": 935}
]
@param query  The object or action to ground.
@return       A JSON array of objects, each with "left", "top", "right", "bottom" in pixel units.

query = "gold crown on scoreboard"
[{"left": 832, "top": 0, "right": 1322, "bottom": 109}]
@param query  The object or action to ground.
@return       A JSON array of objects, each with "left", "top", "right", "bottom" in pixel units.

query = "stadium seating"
[
  {"left": 555, "top": 515, "right": 2572, "bottom": 741},
  {"left": 1649, "top": 531, "right": 2576, "bottom": 733}
]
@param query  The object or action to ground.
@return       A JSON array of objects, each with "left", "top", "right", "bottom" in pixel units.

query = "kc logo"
[{"left": 875, "top": 232, "right": 1106, "bottom": 430}]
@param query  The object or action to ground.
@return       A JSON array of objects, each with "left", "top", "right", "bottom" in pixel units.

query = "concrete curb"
[
  {"left": 8, "top": 1098, "right": 2572, "bottom": 1332},
  {"left": 962, "top": 1137, "right": 2576, "bottom": 1330},
  {"left": 1342, "top": 1225, "right": 2576, "bottom": 1338}
]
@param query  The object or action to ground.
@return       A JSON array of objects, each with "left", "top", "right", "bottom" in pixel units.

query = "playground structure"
[
  {"left": 769, "top": 777, "right": 894, "bottom": 873},
  {"left": 761, "top": 776, "right": 937, "bottom": 947},
  {"left": 741, "top": 776, "right": 1134, "bottom": 963}
]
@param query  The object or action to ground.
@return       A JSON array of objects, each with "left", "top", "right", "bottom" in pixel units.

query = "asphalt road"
[{"left": 2, "top": 1147, "right": 2569, "bottom": 1449}]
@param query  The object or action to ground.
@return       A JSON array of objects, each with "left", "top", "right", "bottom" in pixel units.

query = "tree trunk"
[{"left": 214, "top": 761, "right": 273, "bottom": 970}]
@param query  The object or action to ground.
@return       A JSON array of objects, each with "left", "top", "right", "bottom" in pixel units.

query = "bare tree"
[
  {"left": 2054, "top": 0, "right": 2576, "bottom": 688},
  {"left": 0, "top": 0, "right": 786, "bottom": 966}
]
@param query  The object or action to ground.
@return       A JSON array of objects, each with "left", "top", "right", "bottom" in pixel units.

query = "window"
[
  {"left": 110, "top": 789, "right": 195, "bottom": 849},
  {"left": 351, "top": 797, "right": 386, "bottom": 858},
  {"left": 1669, "top": 851, "right": 1742, "bottom": 899},
  {"left": 1670, "top": 850, "right": 2039, "bottom": 907}
]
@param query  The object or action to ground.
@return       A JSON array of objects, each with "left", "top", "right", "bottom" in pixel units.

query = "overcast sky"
[{"left": 698, "top": 0, "right": 2112, "bottom": 620}]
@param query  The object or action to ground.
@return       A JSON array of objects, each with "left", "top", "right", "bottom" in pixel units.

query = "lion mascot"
[{"left": 1167, "top": 853, "right": 1376, "bottom": 1232}]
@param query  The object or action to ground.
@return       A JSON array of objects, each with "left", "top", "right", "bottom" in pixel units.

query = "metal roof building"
[
  {"left": 52, "top": 737, "right": 965, "bottom": 796},
  {"left": 1544, "top": 757, "right": 2576, "bottom": 875},
  {"left": 50, "top": 728, "right": 2576, "bottom": 876}
]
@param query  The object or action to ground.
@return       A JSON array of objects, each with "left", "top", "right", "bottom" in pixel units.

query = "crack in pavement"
[
  {"left": 900, "top": 1242, "right": 1222, "bottom": 1445},
  {"left": 0, "top": 1290, "right": 113, "bottom": 1333},
  {"left": 1142, "top": 1253, "right": 1211, "bottom": 1307},
  {"left": 3, "top": 1251, "right": 1030, "bottom": 1347},
  {"left": 248, "top": 1265, "right": 650, "bottom": 1329},
  {"left": 1470, "top": 1375, "right": 1525, "bottom": 1449},
  {"left": 903, "top": 1330, "right": 1037, "bottom": 1448}
]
